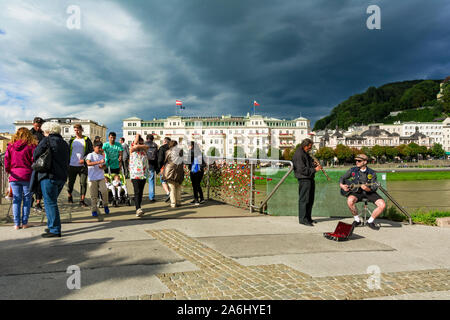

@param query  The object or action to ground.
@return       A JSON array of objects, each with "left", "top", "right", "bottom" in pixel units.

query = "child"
[
  {"left": 85, "top": 141, "right": 110, "bottom": 219},
  {"left": 112, "top": 174, "right": 128, "bottom": 201}
]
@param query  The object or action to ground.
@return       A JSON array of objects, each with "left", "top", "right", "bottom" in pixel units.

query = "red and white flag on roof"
[
  {"left": 253, "top": 100, "right": 260, "bottom": 107},
  {"left": 176, "top": 100, "right": 185, "bottom": 109}
]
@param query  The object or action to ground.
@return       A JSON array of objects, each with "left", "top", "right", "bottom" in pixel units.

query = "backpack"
[
  {"left": 145, "top": 142, "right": 158, "bottom": 161},
  {"left": 191, "top": 157, "right": 201, "bottom": 173}
]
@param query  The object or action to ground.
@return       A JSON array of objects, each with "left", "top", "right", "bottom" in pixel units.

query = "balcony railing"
[{"left": 278, "top": 133, "right": 294, "bottom": 138}]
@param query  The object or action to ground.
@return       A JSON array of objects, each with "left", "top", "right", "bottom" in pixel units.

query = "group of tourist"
[
  {"left": 4, "top": 115, "right": 388, "bottom": 239},
  {"left": 4, "top": 117, "right": 206, "bottom": 238}
]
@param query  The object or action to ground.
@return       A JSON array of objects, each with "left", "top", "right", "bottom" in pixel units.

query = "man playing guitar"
[{"left": 339, "top": 154, "right": 386, "bottom": 230}]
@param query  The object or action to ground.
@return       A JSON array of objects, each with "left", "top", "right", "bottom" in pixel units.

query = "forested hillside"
[{"left": 313, "top": 80, "right": 446, "bottom": 130}]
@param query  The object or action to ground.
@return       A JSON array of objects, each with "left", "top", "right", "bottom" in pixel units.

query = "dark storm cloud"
[
  {"left": 117, "top": 0, "right": 449, "bottom": 125},
  {"left": 1, "top": 0, "right": 449, "bottom": 133}
]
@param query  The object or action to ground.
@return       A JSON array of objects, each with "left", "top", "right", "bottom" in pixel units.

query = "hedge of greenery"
[{"left": 382, "top": 206, "right": 450, "bottom": 225}]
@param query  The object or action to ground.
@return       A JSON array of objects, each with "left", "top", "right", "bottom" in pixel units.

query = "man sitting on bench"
[{"left": 339, "top": 154, "right": 385, "bottom": 230}]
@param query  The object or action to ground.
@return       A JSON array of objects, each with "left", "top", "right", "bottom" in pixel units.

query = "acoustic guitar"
[{"left": 340, "top": 181, "right": 380, "bottom": 197}]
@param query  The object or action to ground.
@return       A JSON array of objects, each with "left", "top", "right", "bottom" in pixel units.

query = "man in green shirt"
[{"left": 102, "top": 132, "right": 124, "bottom": 174}]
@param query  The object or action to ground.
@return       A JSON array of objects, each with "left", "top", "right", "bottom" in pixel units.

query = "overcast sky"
[{"left": 1, "top": 0, "right": 449, "bottom": 134}]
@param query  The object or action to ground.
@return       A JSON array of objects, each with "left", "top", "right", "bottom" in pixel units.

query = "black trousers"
[
  {"left": 105, "top": 167, "right": 121, "bottom": 175},
  {"left": 121, "top": 160, "right": 129, "bottom": 178},
  {"left": 298, "top": 179, "right": 315, "bottom": 224},
  {"left": 131, "top": 179, "right": 146, "bottom": 210},
  {"left": 67, "top": 165, "right": 88, "bottom": 197},
  {"left": 190, "top": 171, "right": 204, "bottom": 201},
  {"left": 35, "top": 183, "right": 43, "bottom": 201}
]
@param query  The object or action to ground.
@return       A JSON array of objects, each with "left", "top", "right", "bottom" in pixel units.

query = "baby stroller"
[{"left": 99, "top": 166, "right": 132, "bottom": 207}]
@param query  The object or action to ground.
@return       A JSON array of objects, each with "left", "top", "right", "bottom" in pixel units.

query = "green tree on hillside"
[
  {"left": 443, "top": 82, "right": 450, "bottom": 114},
  {"left": 399, "top": 80, "right": 439, "bottom": 109},
  {"left": 313, "top": 80, "right": 442, "bottom": 131}
]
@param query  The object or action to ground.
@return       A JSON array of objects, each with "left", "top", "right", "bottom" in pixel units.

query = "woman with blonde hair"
[
  {"left": 4, "top": 127, "right": 38, "bottom": 229},
  {"left": 162, "top": 140, "right": 185, "bottom": 208}
]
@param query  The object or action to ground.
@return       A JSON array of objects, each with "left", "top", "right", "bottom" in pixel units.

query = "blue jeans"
[
  {"left": 148, "top": 170, "right": 155, "bottom": 200},
  {"left": 10, "top": 181, "right": 32, "bottom": 226},
  {"left": 40, "top": 179, "right": 65, "bottom": 234}
]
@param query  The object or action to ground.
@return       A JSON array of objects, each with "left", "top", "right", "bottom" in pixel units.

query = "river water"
[{"left": 387, "top": 180, "right": 450, "bottom": 212}]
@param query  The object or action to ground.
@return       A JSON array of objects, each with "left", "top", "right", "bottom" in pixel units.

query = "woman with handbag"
[
  {"left": 129, "top": 134, "right": 150, "bottom": 217},
  {"left": 188, "top": 141, "right": 206, "bottom": 205},
  {"left": 33, "top": 121, "right": 70, "bottom": 238},
  {"left": 4, "top": 128, "right": 38, "bottom": 229},
  {"left": 162, "top": 140, "right": 185, "bottom": 208}
]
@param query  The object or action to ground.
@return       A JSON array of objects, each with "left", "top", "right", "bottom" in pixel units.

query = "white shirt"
[
  {"left": 86, "top": 152, "right": 105, "bottom": 181},
  {"left": 70, "top": 138, "right": 86, "bottom": 167}
]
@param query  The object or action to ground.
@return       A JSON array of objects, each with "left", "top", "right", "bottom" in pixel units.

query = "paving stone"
[{"left": 111, "top": 229, "right": 450, "bottom": 300}]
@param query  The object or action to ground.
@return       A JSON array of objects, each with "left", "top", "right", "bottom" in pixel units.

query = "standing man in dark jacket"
[
  {"left": 157, "top": 137, "right": 171, "bottom": 202},
  {"left": 33, "top": 121, "right": 70, "bottom": 238},
  {"left": 292, "top": 139, "right": 322, "bottom": 226},
  {"left": 145, "top": 134, "right": 159, "bottom": 202},
  {"left": 30, "top": 117, "right": 45, "bottom": 143},
  {"left": 30, "top": 117, "right": 45, "bottom": 212},
  {"left": 67, "top": 124, "right": 93, "bottom": 207},
  {"left": 120, "top": 137, "right": 130, "bottom": 178}
]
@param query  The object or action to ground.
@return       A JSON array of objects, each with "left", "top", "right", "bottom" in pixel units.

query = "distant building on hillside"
[
  {"left": 314, "top": 118, "right": 450, "bottom": 152},
  {"left": 443, "top": 117, "right": 450, "bottom": 156},
  {"left": 437, "top": 76, "right": 450, "bottom": 101}
]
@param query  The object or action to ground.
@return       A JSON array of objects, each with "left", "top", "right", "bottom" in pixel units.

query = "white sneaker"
[{"left": 136, "top": 208, "right": 144, "bottom": 217}]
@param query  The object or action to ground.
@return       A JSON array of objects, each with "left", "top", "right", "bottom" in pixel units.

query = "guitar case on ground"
[{"left": 323, "top": 222, "right": 355, "bottom": 241}]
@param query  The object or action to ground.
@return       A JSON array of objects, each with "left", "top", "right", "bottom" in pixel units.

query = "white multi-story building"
[
  {"left": 315, "top": 118, "right": 450, "bottom": 152},
  {"left": 380, "top": 122, "right": 444, "bottom": 145},
  {"left": 14, "top": 117, "right": 108, "bottom": 143},
  {"left": 122, "top": 114, "right": 311, "bottom": 157},
  {"left": 442, "top": 117, "right": 450, "bottom": 155}
]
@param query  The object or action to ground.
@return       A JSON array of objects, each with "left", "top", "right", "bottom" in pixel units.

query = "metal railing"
[
  {"left": 0, "top": 152, "right": 6, "bottom": 205},
  {"left": 202, "top": 156, "right": 294, "bottom": 214},
  {"left": 0, "top": 152, "right": 14, "bottom": 222}
]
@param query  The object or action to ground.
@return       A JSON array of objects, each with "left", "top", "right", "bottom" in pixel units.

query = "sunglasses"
[{"left": 356, "top": 159, "right": 364, "bottom": 163}]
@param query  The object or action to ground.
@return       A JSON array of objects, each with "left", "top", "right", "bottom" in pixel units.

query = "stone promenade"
[{"left": 0, "top": 186, "right": 449, "bottom": 300}]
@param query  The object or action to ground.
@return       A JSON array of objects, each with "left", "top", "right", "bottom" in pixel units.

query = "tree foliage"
[
  {"left": 315, "top": 147, "right": 335, "bottom": 163},
  {"left": 371, "top": 145, "right": 386, "bottom": 162},
  {"left": 430, "top": 143, "right": 445, "bottom": 158},
  {"left": 334, "top": 144, "right": 353, "bottom": 163},
  {"left": 207, "top": 147, "right": 218, "bottom": 157},
  {"left": 313, "top": 80, "right": 444, "bottom": 131},
  {"left": 443, "top": 82, "right": 450, "bottom": 114}
]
